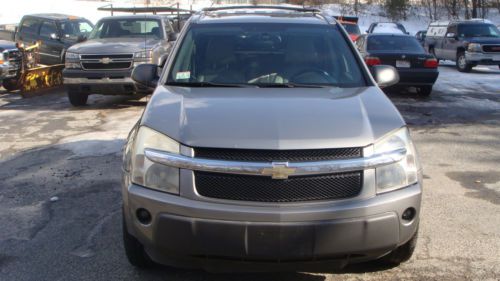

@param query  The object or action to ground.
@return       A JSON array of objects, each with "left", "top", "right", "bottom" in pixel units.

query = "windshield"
[
  {"left": 342, "top": 23, "right": 361, "bottom": 35},
  {"left": 373, "top": 23, "right": 406, "bottom": 34},
  {"left": 458, "top": 24, "right": 500, "bottom": 38},
  {"left": 368, "top": 35, "right": 424, "bottom": 52},
  {"left": 167, "top": 23, "right": 365, "bottom": 88},
  {"left": 60, "top": 20, "right": 93, "bottom": 38},
  {"left": 89, "top": 19, "right": 163, "bottom": 39}
]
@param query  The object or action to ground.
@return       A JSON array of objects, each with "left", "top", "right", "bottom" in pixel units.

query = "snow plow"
[{"left": 2, "top": 41, "right": 64, "bottom": 97}]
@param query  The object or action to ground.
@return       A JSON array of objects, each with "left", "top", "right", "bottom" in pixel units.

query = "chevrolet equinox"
[{"left": 122, "top": 6, "right": 422, "bottom": 272}]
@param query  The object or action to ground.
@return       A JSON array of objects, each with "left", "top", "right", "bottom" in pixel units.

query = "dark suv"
[
  {"left": 122, "top": 6, "right": 421, "bottom": 272},
  {"left": 15, "top": 14, "right": 93, "bottom": 65},
  {"left": 425, "top": 20, "right": 500, "bottom": 72}
]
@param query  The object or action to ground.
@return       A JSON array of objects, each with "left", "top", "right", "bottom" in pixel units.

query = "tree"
[{"left": 384, "top": 0, "right": 409, "bottom": 20}]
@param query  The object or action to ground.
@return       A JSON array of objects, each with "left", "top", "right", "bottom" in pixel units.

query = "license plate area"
[{"left": 396, "top": 60, "right": 411, "bottom": 68}]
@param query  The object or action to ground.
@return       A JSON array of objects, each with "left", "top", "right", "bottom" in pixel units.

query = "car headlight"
[
  {"left": 374, "top": 127, "right": 420, "bottom": 194},
  {"left": 128, "top": 126, "right": 180, "bottom": 194},
  {"left": 135, "top": 50, "right": 152, "bottom": 60},
  {"left": 467, "top": 43, "right": 482, "bottom": 52},
  {"left": 65, "top": 52, "right": 79, "bottom": 60},
  {"left": 65, "top": 62, "right": 81, "bottom": 69}
]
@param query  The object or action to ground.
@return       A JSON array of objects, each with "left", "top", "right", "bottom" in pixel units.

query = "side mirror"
[
  {"left": 132, "top": 64, "right": 158, "bottom": 89},
  {"left": 50, "top": 33, "right": 60, "bottom": 40},
  {"left": 168, "top": 32, "right": 178, "bottom": 42},
  {"left": 371, "top": 65, "right": 399, "bottom": 88},
  {"left": 446, "top": 32, "right": 456, "bottom": 39}
]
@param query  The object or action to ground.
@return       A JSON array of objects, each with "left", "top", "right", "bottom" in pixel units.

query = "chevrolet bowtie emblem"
[
  {"left": 261, "top": 162, "right": 296, "bottom": 179},
  {"left": 100, "top": 57, "right": 111, "bottom": 64}
]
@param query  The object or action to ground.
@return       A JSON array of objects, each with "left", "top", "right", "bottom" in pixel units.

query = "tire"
[
  {"left": 123, "top": 214, "right": 154, "bottom": 268},
  {"left": 67, "top": 90, "right": 88, "bottom": 106},
  {"left": 456, "top": 51, "right": 472, "bottom": 72},
  {"left": 2, "top": 79, "right": 19, "bottom": 92},
  {"left": 417, "top": 85, "right": 433, "bottom": 97},
  {"left": 380, "top": 228, "right": 418, "bottom": 265}
]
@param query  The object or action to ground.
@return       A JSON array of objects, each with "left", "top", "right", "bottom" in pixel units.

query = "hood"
[
  {"left": 465, "top": 37, "right": 500, "bottom": 44},
  {"left": 0, "top": 40, "right": 16, "bottom": 51},
  {"left": 140, "top": 86, "right": 405, "bottom": 150},
  {"left": 68, "top": 37, "right": 160, "bottom": 54}
]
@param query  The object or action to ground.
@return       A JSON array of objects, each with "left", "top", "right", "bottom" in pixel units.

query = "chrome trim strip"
[
  {"left": 144, "top": 148, "right": 407, "bottom": 178},
  {"left": 63, "top": 77, "right": 135, "bottom": 84}
]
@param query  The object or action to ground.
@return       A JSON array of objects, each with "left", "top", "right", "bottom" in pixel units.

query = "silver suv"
[{"left": 122, "top": 6, "right": 422, "bottom": 271}]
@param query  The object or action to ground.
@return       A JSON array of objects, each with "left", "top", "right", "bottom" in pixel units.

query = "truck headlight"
[
  {"left": 65, "top": 62, "right": 81, "bottom": 69},
  {"left": 467, "top": 43, "right": 482, "bottom": 53},
  {"left": 65, "top": 52, "right": 79, "bottom": 60},
  {"left": 135, "top": 50, "right": 152, "bottom": 59},
  {"left": 128, "top": 126, "right": 180, "bottom": 194},
  {"left": 374, "top": 127, "right": 420, "bottom": 194}
]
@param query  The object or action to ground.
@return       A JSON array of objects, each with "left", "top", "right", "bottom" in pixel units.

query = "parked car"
[
  {"left": 0, "top": 40, "right": 21, "bottom": 91},
  {"left": 334, "top": 16, "right": 361, "bottom": 41},
  {"left": 367, "top": 22, "right": 408, "bottom": 34},
  {"left": 62, "top": 15, "right": 177, "bottom": 106},
  {"left": 122, "top": 6, "right": 422, "bottom": 272},
  {"left": 0, "top": 24, "right": 17, "bottom": 41},
  {"left": 425, "top": 19, "right": 500, "bottom": 72},
  {"left": 415, "top": 30, "right": 427, "bottom": 46},
  {"left": 356, "top": 33, "right": 439, "bottom": 96},
  {"left": 14, "top": 14, "right": 94, "bottom": 65}
]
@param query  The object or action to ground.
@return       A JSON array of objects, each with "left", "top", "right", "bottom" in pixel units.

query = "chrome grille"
[{"left": 80, "top": 53, "right": 133, "bottom": 70}]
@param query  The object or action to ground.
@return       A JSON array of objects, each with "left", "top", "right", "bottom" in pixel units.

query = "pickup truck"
[
  {"left": 425, "top": 19, "right": 500, "bottom": 72},
  {"left": 0, "top": 40, "right": 21, "bottom": 91},
  {"left": 62, "top": 15, "right": 177, "bottom": 106}
]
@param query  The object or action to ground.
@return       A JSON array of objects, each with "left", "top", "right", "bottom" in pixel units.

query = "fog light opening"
[
  {"left": 402, "top": 207, "right": 416, "bottom": 221},
  {"left": 136, "top": 208, "right": 152, "bottom": 225}
]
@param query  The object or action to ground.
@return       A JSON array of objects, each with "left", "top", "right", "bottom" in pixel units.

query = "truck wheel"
[
  {"left": 380, "top": 227, "right": 418, "bottom": 265},
  {"left": 67, "top": 91, "right": 88, "bottom": 107},
  {"left": 417, "top": 86, "right": 433, "bottom": 97},
  {"left": 456, "top": 52, "right": 472, "bottom": 72},
  {"left": 122, "top": 213, "right": 154, "bottom": 268},
  {"left": 2, "top": 79, "right": 19, "bottom": 92}
]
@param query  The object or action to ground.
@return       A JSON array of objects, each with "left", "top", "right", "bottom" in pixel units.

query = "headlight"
[
  {"left": 374, "top": 127, "right": 420, "bottom": 194},
  {"left": 65, "top": 62, "right": 81, "bottom": 69},
  {"left": 129, "top": 126, "right": 180, "bottom": 194},
  {"left": 65, "top": 52, "right": 79, "bottom": 60},
  {"left": 467, "top": 43, "right": 482, "bottom": 52},
  {"left": 135, "top": 50, "right": 152, "bottom": 60}
]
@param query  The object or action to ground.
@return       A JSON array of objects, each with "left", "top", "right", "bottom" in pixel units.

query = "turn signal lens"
[
  {"left": 365, "top": 56, "right": 381, "bottom": 66},
  {"left": 424, "top": 58, "right": 438, "bottom": 68}
]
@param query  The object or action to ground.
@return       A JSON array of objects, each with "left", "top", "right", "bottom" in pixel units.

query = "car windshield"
[
  {"left": 89, "top": 19, "right": 163, "bottom": 39},
  {"left": 342, "top": 23, "right": 360, "bottom": 35},
  {"left": 167, "top": 23, "right": 365, "bottom": 88},
  {"left": 368, "top": 35, "right": 424, "bottom": 52},
  {"left": 60, "top": 20, "right": 93, "bottom": 38},
  {"left": 373, "top": 23, "right": 406, "bottom": 34},
  {"left": 458, "top": 24, "right": 500, "bottom": 38}
]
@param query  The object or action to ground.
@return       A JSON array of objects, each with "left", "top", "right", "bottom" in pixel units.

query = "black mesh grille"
[
  {"left": 82, "top": 62, "right": 132, "bottom": 70},
  {"left": 194, "top": 147, "right": 362, "bottom": 162},
  {"left": 195, "top": 171, "right": 363, "bottom": 202},
  {"left": 482, "top": 45, "right": 500, "bottom": 53},
  {"left": 80, "top": 54, "right": 133, "bottom": 59}
]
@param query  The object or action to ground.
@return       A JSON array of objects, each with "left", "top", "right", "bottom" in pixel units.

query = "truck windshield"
[
  {"left": 60, "top": 20, "right": 94, "bottom": 39},
  {"left": 89, "top": 19, "right": 163, "bottom": 39},
  {"left": 342, "top": 23, "right": 361, "bottom": 35},
  {"left": 368, "top": 35, "right": 424, "bottom": 52},
  {"left": 458, "top": 24, "right": 500, "bottom": 38},
  {"left": 167, "top": 23, "right": 365, "bottom": 88}
]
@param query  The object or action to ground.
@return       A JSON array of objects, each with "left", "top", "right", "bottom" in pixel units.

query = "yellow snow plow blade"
[{"left": 20, "top": 64, "right": 64, "bottom": 96}]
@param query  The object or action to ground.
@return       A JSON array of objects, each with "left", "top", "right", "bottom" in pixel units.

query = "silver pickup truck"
[
  {"left": 62, "top": 15, "right": 177, "bottom": 106},
  {"left": 0, "top": 40, "right": 21, "bottom": 91}
]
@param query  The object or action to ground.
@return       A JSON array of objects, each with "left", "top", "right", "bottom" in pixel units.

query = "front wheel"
[
  {"left": 456, "top": 52, "right": 473, "bottom": 72},
  {"left": 67, "top": 90, "right": 88, "bottom": 107},
  {"left": 379, "top": 228, "right": 418, "bottom": 265},
  {"left": 417, "top": 85, "right": 433, "bottom": 97}
]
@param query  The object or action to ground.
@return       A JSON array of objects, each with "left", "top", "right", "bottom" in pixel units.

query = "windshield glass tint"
[
  {"left": 167, "top": 23, "right": 365, "bottom": 87},
  {"left": 342, "top": 23, "right": 360, "bottom": 35},
  {"left": 368, "top": 36, "right": 424, "bottom": 52},
  {"left": 458, "top": 24, "right": 500, "bottom": 37},
  {"left": 373, "top": 23, "right": 405, "bottom": 34},
  {"left": 89, "top": 19, "right": 162, "bottom": 39},
  {"left": 60, "top": 20, "right": 93, "bottom": 38}
]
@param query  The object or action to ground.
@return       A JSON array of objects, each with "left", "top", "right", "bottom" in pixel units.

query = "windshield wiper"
[
  {"left": 166, "top": 82, "right": 254, "bottom": 88},
  {"left": 254, "top": 83, "right": 329, "bottom": 88}
]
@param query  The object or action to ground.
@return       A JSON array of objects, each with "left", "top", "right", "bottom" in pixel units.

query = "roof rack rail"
[{"left": 202, "top": 5, "right": 320, "bottom": 13}]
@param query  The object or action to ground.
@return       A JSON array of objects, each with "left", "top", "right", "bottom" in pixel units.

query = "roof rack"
[
  {"left": 97, "top": 5, "right": 193, "bottom": 15},
  {"left": 202, "top": 5, "right": 320, "bottom": 13}
]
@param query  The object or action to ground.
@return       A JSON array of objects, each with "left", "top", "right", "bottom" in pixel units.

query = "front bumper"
[
  {"left": 465, "top": 51, "right": 500, "bottom": 65},
  {"left": 123, "top": 177, "right": 421, "bottom": 271},
  {"left": 396, "top": 68, "right": 439, "bottom": 86},
  {"left": 63, "top": 69, "right": 149, "bottom": 95}
]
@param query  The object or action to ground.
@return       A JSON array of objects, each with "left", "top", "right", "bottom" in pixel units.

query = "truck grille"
[
  {"left": 195, "top": 171, "right": 363, "bottom": 203},
  {"left": 482, "top": 45, "right": 500, "bottom": 53},
  {"left": 5, "top": 49, "right": 21, "bottom": 75},
  {"left": 80, "top": 54, "right": 133, "bottom": 70},
  {"left": 193, "top": 147, "right": 362, "bottom": 162}
]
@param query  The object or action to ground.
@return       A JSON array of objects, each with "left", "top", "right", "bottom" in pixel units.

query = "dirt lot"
[{"left": 0, "top": 64, "right": 499, "bottom": 281}]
